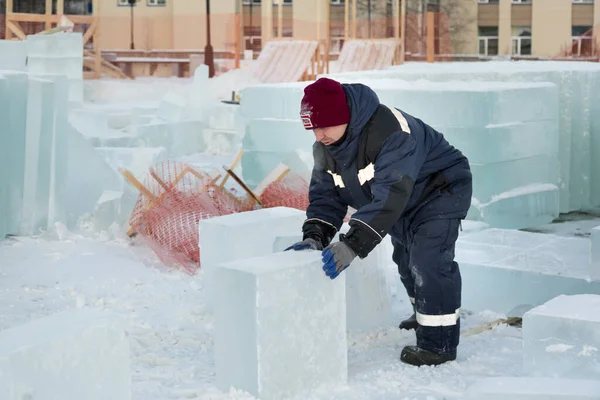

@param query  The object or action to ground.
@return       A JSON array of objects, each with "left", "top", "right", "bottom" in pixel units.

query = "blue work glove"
[
  {"left": 285, "top": 238, "right": 323, "bottom": 251},
  {"left": 321, "top": 241, "right": 357, "bottom": 280}
]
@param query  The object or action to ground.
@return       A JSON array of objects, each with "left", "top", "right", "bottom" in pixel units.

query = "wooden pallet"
[
  {"left": 249, "top": 39, "right": 322, "bottom": 83},
  {"left": 336, "top": 39, "right": 402, "bottom": 73}
]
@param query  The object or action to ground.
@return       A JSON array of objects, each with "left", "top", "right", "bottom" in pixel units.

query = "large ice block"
[
  {"left": 198, "top": 207, "right": 306, "bottom": 308},
  {"left": 214, "top": 251, "right": 347, "bottom": 399},
  {"left": 26, "top": 32, "right": 84, "bottom": 57},
  {"left": 330, "top": 78, "right": 559, "bottom": 128},
  {"left": 241, "top": 118, "right": 314, "bottom": 186},
  {"left": 471, "top": 155, "right": 559, "bottom": 203},
  {"left": 156, "top": 91, "right": 186, "bottom": 122},
  {"left": 21, "top": 77, "right": 56, "bottom": 235},
  {"left": 0, "top": 77, "right": 8, "bottom": 238},
  {"left": 438, "top": 120, "right": 559, "bottom": 164},
  {"left": 0, "top": 40, "right": 27, "bottom": 71},
  {"left": 0, "top": 72, "right": 29, "bottom": 236},
  {"left": 65, "top": 125, "right": 137, "bottom": 229},
  {"left": 592, "top": 225, "right": 600, "bottom": 281},
  {"left": 477, "top": 183, "right": 560, "bottom": 229},
  {"left": 26, "top": 33, "right": 84, "bottom": 103},
  {"left": 0, "top": 308, "right": 131, "bottom": 400},
  {"left": 239, "top": 82, "right": 310, "bottom": 120},
  {"left": 273, "top": 230, "right": 393, "bottom": 333},
  {"left": 464, "top": 376, "right": 600, "bottom": 399},
  {"left": 243, "top": 118, "right": 310, "bottom": 152},
  {"left": 95, "top": 147, "right": 166, "bottom": 179},
  {"left": 523, "top": 294, "right": 600, "bottom": 379},
  {"left": 456, "top": 229, "right": 600, "bottom": 314}
]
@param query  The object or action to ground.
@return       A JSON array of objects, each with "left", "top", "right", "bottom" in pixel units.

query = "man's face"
[{"left": 313, "top": 124, "right": 348, "bottom": 146}]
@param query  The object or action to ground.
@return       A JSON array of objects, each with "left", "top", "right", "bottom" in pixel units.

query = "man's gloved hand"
[
  {"left": 321, "top": 240, "right": 357, "bottom": 280},
  {"left": 284, "top": 237, "right": 323, "bottom": 251}
]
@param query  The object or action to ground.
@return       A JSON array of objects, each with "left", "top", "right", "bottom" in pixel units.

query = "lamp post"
[
  {"left": 128, "top": 0, "right": 136, "bottom": 50},
  {"left": 368, "top": 0, "right": 372, "bottom": 38},
  {"left": 205, "top": 0, "right": 215, "bottom": 77}
]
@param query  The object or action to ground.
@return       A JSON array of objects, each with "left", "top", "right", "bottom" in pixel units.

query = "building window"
[
  {"left": 512, "top": 26, "right": 531, "bottom": 55},
  {"left": 118, "top": 0, "right": 134, "bottom": 6},
  {"left": 331, "top": 0, "right": 345, "bottom": 4},
  {"left": 478, "top": 0, "right": 499, "bottom": 3},
  {"left": 572, "top": 26, "right": 594, "bottom": 55},
  {"left": 147, "top": 0, "right": 165, "bottom": 5},
  {"left": 572, "top": 0, "right": 594, "bottom": 3},
  {"left": 243, "top": 0, "right": 261, "bottom": 4},
  {"left": 478, "top": 27, "right": 499, "bottom": 56},
  {"left": 512, "top": 0, "right": 532, "bottom": 3}
]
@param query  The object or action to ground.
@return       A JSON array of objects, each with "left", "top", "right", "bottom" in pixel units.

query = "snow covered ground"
[{"left": 2, "top": 206, "right": 597, "bottom": 399}]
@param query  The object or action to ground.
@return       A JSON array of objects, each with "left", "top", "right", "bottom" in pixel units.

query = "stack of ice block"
[
  {"left": 26, "top": 33, "right": 84, "bottom": 104},
  {"left": 239, "top": 82, "right": 314, "bottom": 187},
  {"left": 241, "top": 77, "right": 561, "bottom": 228},
  {"left": 323, "top": 61, "right": 600, "bottom": 215},
  {"left": 0, "top": 71, "right": 28, "bottom": 239},
  {"left": 339, "top": 78, "right": 561, "bottom": 229}
]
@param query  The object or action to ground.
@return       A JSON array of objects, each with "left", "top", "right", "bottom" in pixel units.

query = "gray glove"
[
  {"left": 321, "top": 240, "right": 357, "bottom": 279},
  {"left": 284, "top": 237, "right": 323, "bottom": 251}
]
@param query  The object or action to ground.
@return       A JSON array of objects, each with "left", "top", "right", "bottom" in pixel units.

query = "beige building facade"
[
  {"left": 96, "top": 0, "right": 599, "bottom": 57},
  {"left": 478, "top": 0, "right": 600, "bottom": 57}
]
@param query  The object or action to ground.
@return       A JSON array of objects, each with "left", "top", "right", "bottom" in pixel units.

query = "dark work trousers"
[
  {"left": 392, "top": 218, "right": 462, "bottom": 355},
  {"left": 391, "top": 169, "right": 472, "bottom": 355}
]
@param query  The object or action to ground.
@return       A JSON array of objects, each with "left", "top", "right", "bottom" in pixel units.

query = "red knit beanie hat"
[{"left": 300, "top": 78, "right": 351, "bottom": 130}]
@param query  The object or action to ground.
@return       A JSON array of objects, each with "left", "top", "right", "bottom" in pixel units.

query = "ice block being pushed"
[
  {"left": 464, "top": 376, "right": 600, "bottom": 399},
  {"left": 214, "top": 251, "right": 347, "bottom": 400},
  {"left": 199, "top": 207, "right": 306, "bottom": 309},
  {"left": 0, "top": 308, "right": 131, "bottom": 400},
  {"left": 523, "top": 294, "right": 600, "bottom": 379}
]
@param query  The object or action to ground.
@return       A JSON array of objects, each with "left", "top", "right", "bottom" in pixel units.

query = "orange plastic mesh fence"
[
  {"left": 129, "top": 160, "right": 252, "bottom": 273},
  {"left": 129, "top": 162, "right": 311, "bottom": 273},
  {"left": 259, "top": 173, "right": 310, "bottom": 211}
]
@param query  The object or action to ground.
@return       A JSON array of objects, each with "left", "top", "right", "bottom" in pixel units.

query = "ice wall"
[
  {"left": 239, "top": 79, "right": 561, "bottom": 229},
  {"left": 456, "top": 228, "right": 600, "bottom": 314},
  {"left": 323, "top": 61, "right": 600, "bottom": 215}
]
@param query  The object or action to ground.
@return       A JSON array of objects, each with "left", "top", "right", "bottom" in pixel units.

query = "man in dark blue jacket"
[{"left": 286, "top": 77, "right": 473, "bottom": 367}]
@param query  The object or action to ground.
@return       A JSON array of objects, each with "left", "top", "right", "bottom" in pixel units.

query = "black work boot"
[
  {"left": 398, "top": 312, "right": 418, "bottom": 330},
  {"left": 400, "top": 345, "right": 457, "bottom": 367},
  {"left": 399, "top": 303, "right": 418, "bottom": 331}
]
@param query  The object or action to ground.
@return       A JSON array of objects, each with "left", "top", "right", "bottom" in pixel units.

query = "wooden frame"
[{"left": 4, "top": 0, "right": 105, "bottom": 79}]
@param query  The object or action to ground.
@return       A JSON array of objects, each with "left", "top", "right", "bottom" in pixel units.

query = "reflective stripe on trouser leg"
[
  {"left": 392, "top": 239, "right": 414, "bottom": 302},
  {"left": 410, "top": 218, "right": 462, "bottom": 354}
]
